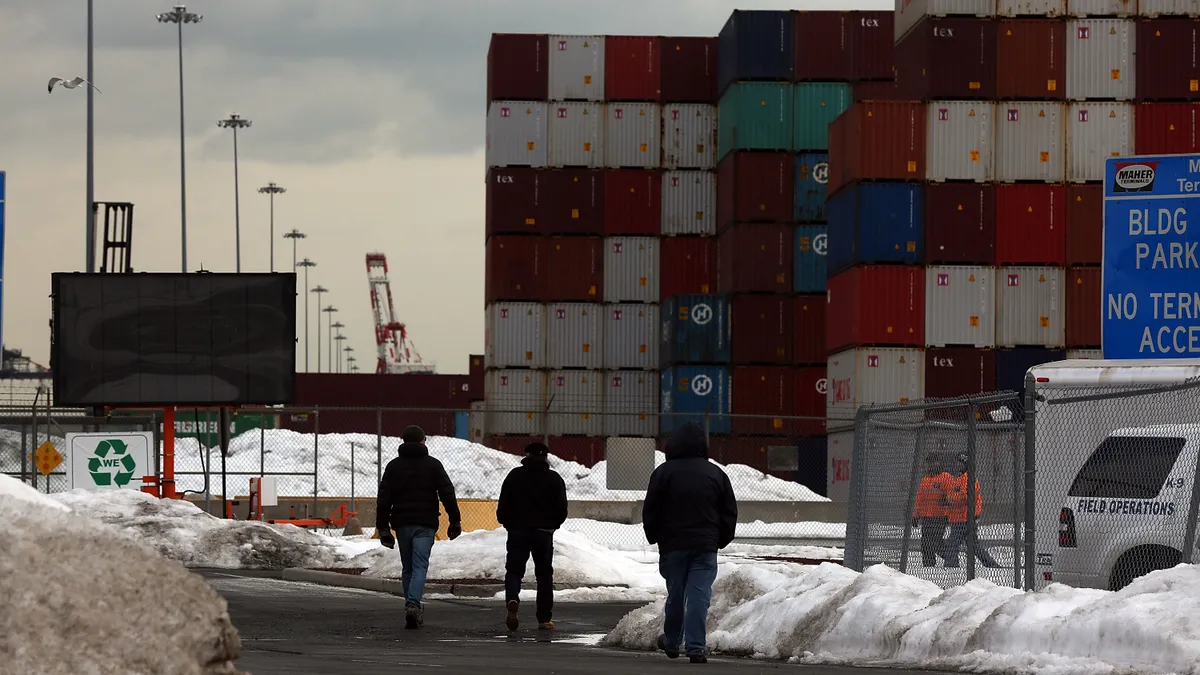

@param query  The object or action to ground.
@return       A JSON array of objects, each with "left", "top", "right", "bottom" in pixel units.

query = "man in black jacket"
[
  {"left": 376, "top": 425, "right": 462, "bottom": 629},
  {"left": 643, "top": 422, "right": 738, "bottom": 664},
  {"left": 496, "top": 441, "right": 568, "bottom": 632}
]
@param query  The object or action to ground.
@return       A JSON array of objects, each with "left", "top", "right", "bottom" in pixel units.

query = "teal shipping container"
[
  {"left": 794, "top": 225, "right": 827, "bottom": 294},
  {"left": 717, "top": 82, "right": 793, "bottom": 162},
  {"left": 792, "top": 82, "right": 851, "bottom": 152}
]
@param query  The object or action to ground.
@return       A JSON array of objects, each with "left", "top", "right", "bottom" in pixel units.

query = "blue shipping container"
[
  {"left": 793, "top": 225, "right": 827, "bottom": 294},
  {"left": 996, "top": 347, "right": 1064, "bottom": 416},
  {"left": 660, "top": 294, "right": 731, "bottom": 368},
  {"left": 660, "top": 365, "right": 732, "bottom": 436},
  {"left": 794, "top": 153, "right": 829, "bottom": 222},
  {"left": 826, "top": 182, "right": 924, "bottom": 276},
  {"left": 454, "top": 411, "right": 469, "bottom": 440},
  {"left": 717, "top": 10, "right": 795, "bottom": 96}
]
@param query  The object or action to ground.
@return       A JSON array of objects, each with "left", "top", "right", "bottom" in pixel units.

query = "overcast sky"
[{"left": 0, "top": 0, "right": 886, "bottom": 375}]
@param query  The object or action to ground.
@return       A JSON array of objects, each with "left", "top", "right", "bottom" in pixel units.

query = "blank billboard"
[{"left": 51, "top": 273, "right": 297, "bottom": 406}]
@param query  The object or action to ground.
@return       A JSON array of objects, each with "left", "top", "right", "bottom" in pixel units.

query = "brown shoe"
[
  {"left": 505, "top": 600, "right": 520, "bottom": 632},
  {"left": 538, "top": 621, "right": 555, "bottom": 630}
]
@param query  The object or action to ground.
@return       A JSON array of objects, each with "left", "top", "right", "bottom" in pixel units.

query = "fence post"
[
  {"left": 1012, "top": 409, "right": 1023, "bottom": 590},
  {"left": 260, "top": 415, "right": 266, "bottom": 477},
  {"left": 219, "top": 408, "right": 231, "bottom": 517},
  {"left": 350, "top": 442, "right": 357, "bottom": 514},
  {"left": 966, "top": 402, "right": 978, "bottom": 582},
  {"left": 845, "top": 408, "right": 871, "bottom": 572},
  {"left": 376, "top": 407, "right": 383, "bottom": 489},
  {"left": 898, "top": 425, "right": 927, "bottom": 573},
  {"left": 1180, "top": 440, "right": 1200, "bottom": 563},
  {"left": 313, "top": 406, "right": 320, "bottom": 518},
  {"left": 1023, "top": 374, "right": 1038, "bottom": 591},
  {"left": 20, "top": 425, "right": 28, "bottom": 486},
  {"left": 31, "top": 391, "right": 39, "bottom": 492}
]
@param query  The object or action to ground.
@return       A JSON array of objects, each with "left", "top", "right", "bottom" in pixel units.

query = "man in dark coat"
[
  {"left": 376, "top": 425, "right": 462, "bottom": 629},
  {"left": 643, "top": 422, "right": 738, "bottom": 664},
  {"left": 496, "top": 441, "right": 568, "bottom": 632}
]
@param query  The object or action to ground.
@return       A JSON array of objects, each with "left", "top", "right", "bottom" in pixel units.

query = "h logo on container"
[
  {"left": 690, "top": 375, "right": 713, "bottom": 397},
  {"left": 937, "top": 273, "right": 950, "bottom": 287},
  {"left": 612, "top": 241, "right": 624, "bottom": 254},
  {"left": 556, "top": 308, "right": 566, "bottom": 320},
  {"left": 1008, "top": 274, "right": 1020, "bottom": 287},
  {"left": 867, "top": 355, "right": 880, "bottom": 368}
]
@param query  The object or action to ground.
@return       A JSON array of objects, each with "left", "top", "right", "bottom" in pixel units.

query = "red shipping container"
[
  {"left": 827, "top": 102, "right": 927, "bottom": 196},
  {"left": 850, "top": 11, "right": 896, "bottom": 81},
  {"left": 603, "top": 169, "right": 662, "bottom": 235},
  {"left": 483, "top": 435, "right": 541, "bottom": 459},
  {"left": 660, "top": 36, "right": 718, "bottom": 103},
  {"left": 287, "top": 409, "right": 456, "bottom": 438},
  {"left": 708, "top": 437, "right": 776, "bottom": 472},
  {"left": 793, "top": 366, "right": 828, "bottom": 436},
  {"left": 729, "top": 294, "right": 793, "bottom": 365},
  {"left": 1136, "top": 19, "right": 1200, "bottom": 102},
  {"left": 995, "top": 20, "right": 1066, "bottom": 100},
  {"left": 659, "top": 236, "right": 715, "bottom": 299},
  {"left": 295, "top": 373, "right": 474, "bottom": 408},
  {"left": 731, "top": 365, "right": 794, "bottom": 435},
  {"left": 717, "top": 224, "right": 794, "bottom": 294},
  {"left": 1135, "top": 103, "right": 1200, "bottom": 154},
  {"left": 826, "top": 265, "right": 926, "bottom": 352},
  {"left": 793, "top": 10, "right": 893, "bottom": 82},
  {"left": 541, "top": 169, "right": 605, "bottom": 236},
  {"left": 1066, "top": 267, "right": 1102, "bottom": 349},
  {"left": 900, "top": 16, "right": 998, "bottom": 100},
  {"left": 486, "top": 235, "right": 545, "bottom": 303},
  {"left": 852, "top": 30, "right": 922, "bottom": 101},
  {"left": 487, "top": 34, "right": 549, "bottom": 103},
  {"left": 794, "top": 295, "right": 826, "bottom": 365},
  {"left": 486, "top": 167, "right": 543, "bottom": 237},
  {"left": 485, "top": 435, "right": 601, "bottom": 466},
  {"left": 995, "top": 184, "right": 1066, "bottom": 266},
  {"left": 1065, "top": 184, "right": 1103, "bottom": 266},
  {"left": 544, "top": 236, "right": 603, "bottom": 302},
  {"left": 716, "top": 152, "right": 794, "bottom": 229},
  {"left": 605, "top": 36, "right": 662, "bottom": 102},
  {"left": 925, "top": 183, "right": 996, "bottom": 264},
  {"left": 924, "top": 348, "right": 997, "bottom": 399}
]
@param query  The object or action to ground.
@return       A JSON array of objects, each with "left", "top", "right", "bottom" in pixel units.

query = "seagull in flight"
[{"left": 48, "top": 77, "right": 101, "bottom": 94}]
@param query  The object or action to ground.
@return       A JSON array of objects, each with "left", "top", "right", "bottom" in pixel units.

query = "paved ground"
[{"left": 202, "top": 570, "right": 945, "bottom": 675}]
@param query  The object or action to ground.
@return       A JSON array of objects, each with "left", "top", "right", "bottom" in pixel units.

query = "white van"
[{"left": 1053, "top": 425, "right": 1196, "bottom": 591}]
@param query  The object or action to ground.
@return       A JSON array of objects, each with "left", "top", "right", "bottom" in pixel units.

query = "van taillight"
[{"left": 1058, "top": 507, "right": 1077, "bottom": 548}]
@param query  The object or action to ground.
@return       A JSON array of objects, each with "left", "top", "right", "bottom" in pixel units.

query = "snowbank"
[
  {"left": 173, "top": 430, "right": 826, "bottom": 502},
  {"left": 50, "top": 487, "right": 352, "bottom": 569},
  {"left": 0, "top": 489, "right": 242, "bottom": 675},
  {"left": 605, "top": 562, "right": 1200, "bottom": 675},
  {"left": 0, "top": 474, "right": 69, "bottom": 512}
]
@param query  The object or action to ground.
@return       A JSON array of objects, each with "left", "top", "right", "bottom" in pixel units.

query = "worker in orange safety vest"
[
  {"left": 942, "top": 452, "right": 1001, "bottom": 569},
  {"left": 912, "top": 456, "right": 951, "bottom": 567}
]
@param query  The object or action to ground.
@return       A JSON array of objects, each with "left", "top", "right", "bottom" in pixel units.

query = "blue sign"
[{"left": 1103, "top": 154, "right": 1200, "bottom": 358}]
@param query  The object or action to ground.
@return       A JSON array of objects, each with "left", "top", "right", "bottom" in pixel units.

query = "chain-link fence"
[
  {"left": 1029, "top": 375, "right": 1200, "bottom": 593},
  {"left": 844, "top": 392, "right": 1026, "bottom": 590}
]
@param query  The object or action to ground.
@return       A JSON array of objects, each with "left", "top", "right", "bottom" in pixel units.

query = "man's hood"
[
  {"left": 521, "top": 455, "right": 550, "bottom": 470},
  {"left": 399, "top": 442, "right": 429, "bottom": 458},
  {"left": 665, "top": 422, "right": 708, "bottom": 460}
]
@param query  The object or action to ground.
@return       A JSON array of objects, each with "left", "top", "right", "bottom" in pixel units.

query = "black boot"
[{"left": 657, "top": 635, "right": 679, "bottom": 659}]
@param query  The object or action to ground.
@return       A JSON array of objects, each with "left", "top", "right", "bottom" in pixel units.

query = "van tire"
[{"left": 1109, "top": 546, "right": 1182, "bottom": 591}]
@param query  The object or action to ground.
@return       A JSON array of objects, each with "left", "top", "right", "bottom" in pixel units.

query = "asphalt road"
[{"left": 202, "top": 570, "right": 946, "bottom": 675}]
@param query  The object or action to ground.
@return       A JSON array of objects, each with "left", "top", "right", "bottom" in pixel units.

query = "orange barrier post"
[{"left": 162, "top": 407, "right": 177, "bottom": 498}]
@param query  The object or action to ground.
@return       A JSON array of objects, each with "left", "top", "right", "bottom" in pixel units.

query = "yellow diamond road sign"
[{"left": 35, "top": 441, "right": 64, "bottom": 477}]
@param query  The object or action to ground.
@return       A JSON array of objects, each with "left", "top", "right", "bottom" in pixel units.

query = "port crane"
[{"left": 366, "top": 253, "right": 435, "bottom": 374}]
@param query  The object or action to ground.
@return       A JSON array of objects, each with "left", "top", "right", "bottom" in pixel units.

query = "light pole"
[
  {"left": 344, "top": 346, "right": 355, "bottom": 375},
  {"left": 157, "top": 4, "right": 201, "bottom": 272},
  {"left": 258, "top": 182, "right": 286, "bottom": 272},
  {"left": 324, "top": 311, "right": 339, "bottom": 373},
  {"left": 347, "top": 355, "right": 359, "bottom": 373},
  {"left": 334, "top": 333, "right": 347, "bottom": 373},
  {"left": 283, "top": 228, "right": 306, "bottom": 272},
  {"left": 297, "top": 259, "right": 316, "bottom": 371},
  {"left": 311, "top": 285, "right": 328, "bottom": 372},
  {"left": 86, "top": 0, "right": 95, "bottom": 272},
  {"left": 330, "top": 320, "right": 345, "bottom": 373},
  {"left": 217, "top": 113, "right": 252, "bottom": 272}
]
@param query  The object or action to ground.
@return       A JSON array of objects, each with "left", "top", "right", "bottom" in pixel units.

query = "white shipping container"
[
  {"left": 925, "top": 266, "right": 997, "bottom": 348},
  {"left": 998, "top": 0, "right": 1066, "bottom": 16},
  {"left": 486, "top": 302, "right": 545, "bottom": 368},
  {"left": 548, "top": 102, "right": 603, "bottom": 168},
  {"left": 894, "top": 0, "right": 996, "bottom": 42},
  {"left": 485, "top": 101, "right": 548, "bottom": 169},
  {"left": 996, "top": 266, "right": 1066, "bottom": 347},
  {"left": 604, "top": 236, "right": 659, "bottom": 303},
  {"left": 603, "top": 303, "right": 659, "bottom": 370},
  {"left": 546, "top": 303, "right": 603, "bottom": 369},
  {"left": 1066, "top": 19, "right": 1136, "bottom": 100},
  {"left": 826, "top": 347, "right": 925, "bottom": 432},
  {"left": 662, "top": 104, "right": 717, "bottom": 170},
  {"left": 468, "top": 400, "right": 486, "bottom": 443},
  {"left": 549, "top": 35, "right": 605, "bottom": 101},
  {"left": 1066, "top": 349, "right": 1104, "bottom": 359},
  {"left": 605, "top": 103, "right": 661, "bottom": 169},
  {"left": 925, "top": 101, "right": 995, "bottom": 182},
  {"left": 547, "top": 370, "right": 603, "bottom": 436},
  {"left": 486, "top": 370, "right": 546, "bottom": 436},
  {"left": 602, "top": 370, "right": 659, "bottom": 437},
  {"left": 1139, "top": 0, "right": 1200, "bottom": 17},
  {"left": 1065, "top": 0, "right": 1136, "bottom": 16},
  {"left": 826, "top": 430, "right": 854, "bottom": 503},
  {"left": 661, "top": 171, "right": 716, "bottom": 236},
  {"left": 1067, "top": 102, "right": 1133, "bottom": 182},
  {"left": 995, "top": 102, "right": 1065, "bottom": 182}
]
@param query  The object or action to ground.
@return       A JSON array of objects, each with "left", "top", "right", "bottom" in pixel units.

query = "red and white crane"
[{"left": 366, "top": 253, "right": 435, "bottom": 374}]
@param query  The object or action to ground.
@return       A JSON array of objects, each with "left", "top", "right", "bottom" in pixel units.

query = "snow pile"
[
  {"left": 0, "top": 474, "right": 69, "bottom": 513},
  {"left": 173, "top": 430, "right": 826, "bottom": 502},
  {"left": 605, "top": 562, "right": 1200, "bottom": 675},
  {"left": 0, "top": 479, "right": 242, "bottom": 675},
  {"left": 50, "top": 487, "right": 350, "bottom": 569}
]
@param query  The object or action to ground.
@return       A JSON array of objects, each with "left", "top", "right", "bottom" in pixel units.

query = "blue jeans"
[
  {"left": 943, "top": 521, "right": 1001, "bottom": 568},
  {"left": 659, "top": 550, "right": 718, "bottom": 657},
  {"left": 395, "top": 525, "right": 436, "bottom": 607}
]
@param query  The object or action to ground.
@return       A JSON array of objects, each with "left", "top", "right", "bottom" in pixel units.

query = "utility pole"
[
  {"left": 297, "top": 258, "right": 316, "bottom": 371},
  {"left": 217, "top": 113, "right": 252, "bottom": 272},
  {"left": 258, "top": 182, "right": 286, "bottom": 272},
  {"left": 334, "top": 333, "right": 347, "bottom": 373},
  {"left": 323, "top": 306, "right": 339, "bottom": 374},
  {"left": 311, "top": 285, "right": 328, "bottom": 372},
  {"left": 86, "top": 0, "right": 95, "bottom": 272},
  {"left": 283, "top": 228, "right": 306, "bottom": 272},
  {"left": 156, "top": 4, "right": 202, "bottom": 272}
]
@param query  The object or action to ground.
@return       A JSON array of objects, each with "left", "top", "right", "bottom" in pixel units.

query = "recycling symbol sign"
[{"left": 88, "top": 440, "right": 137, "bottom": 487}]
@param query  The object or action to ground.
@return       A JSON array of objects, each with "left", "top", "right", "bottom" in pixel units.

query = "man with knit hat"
[
  {"left": 376, "top": 425, "right": 462, "bottom": 629},
  {"left": 496, "top": 441, "right": 568, "bottom": 632}
]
